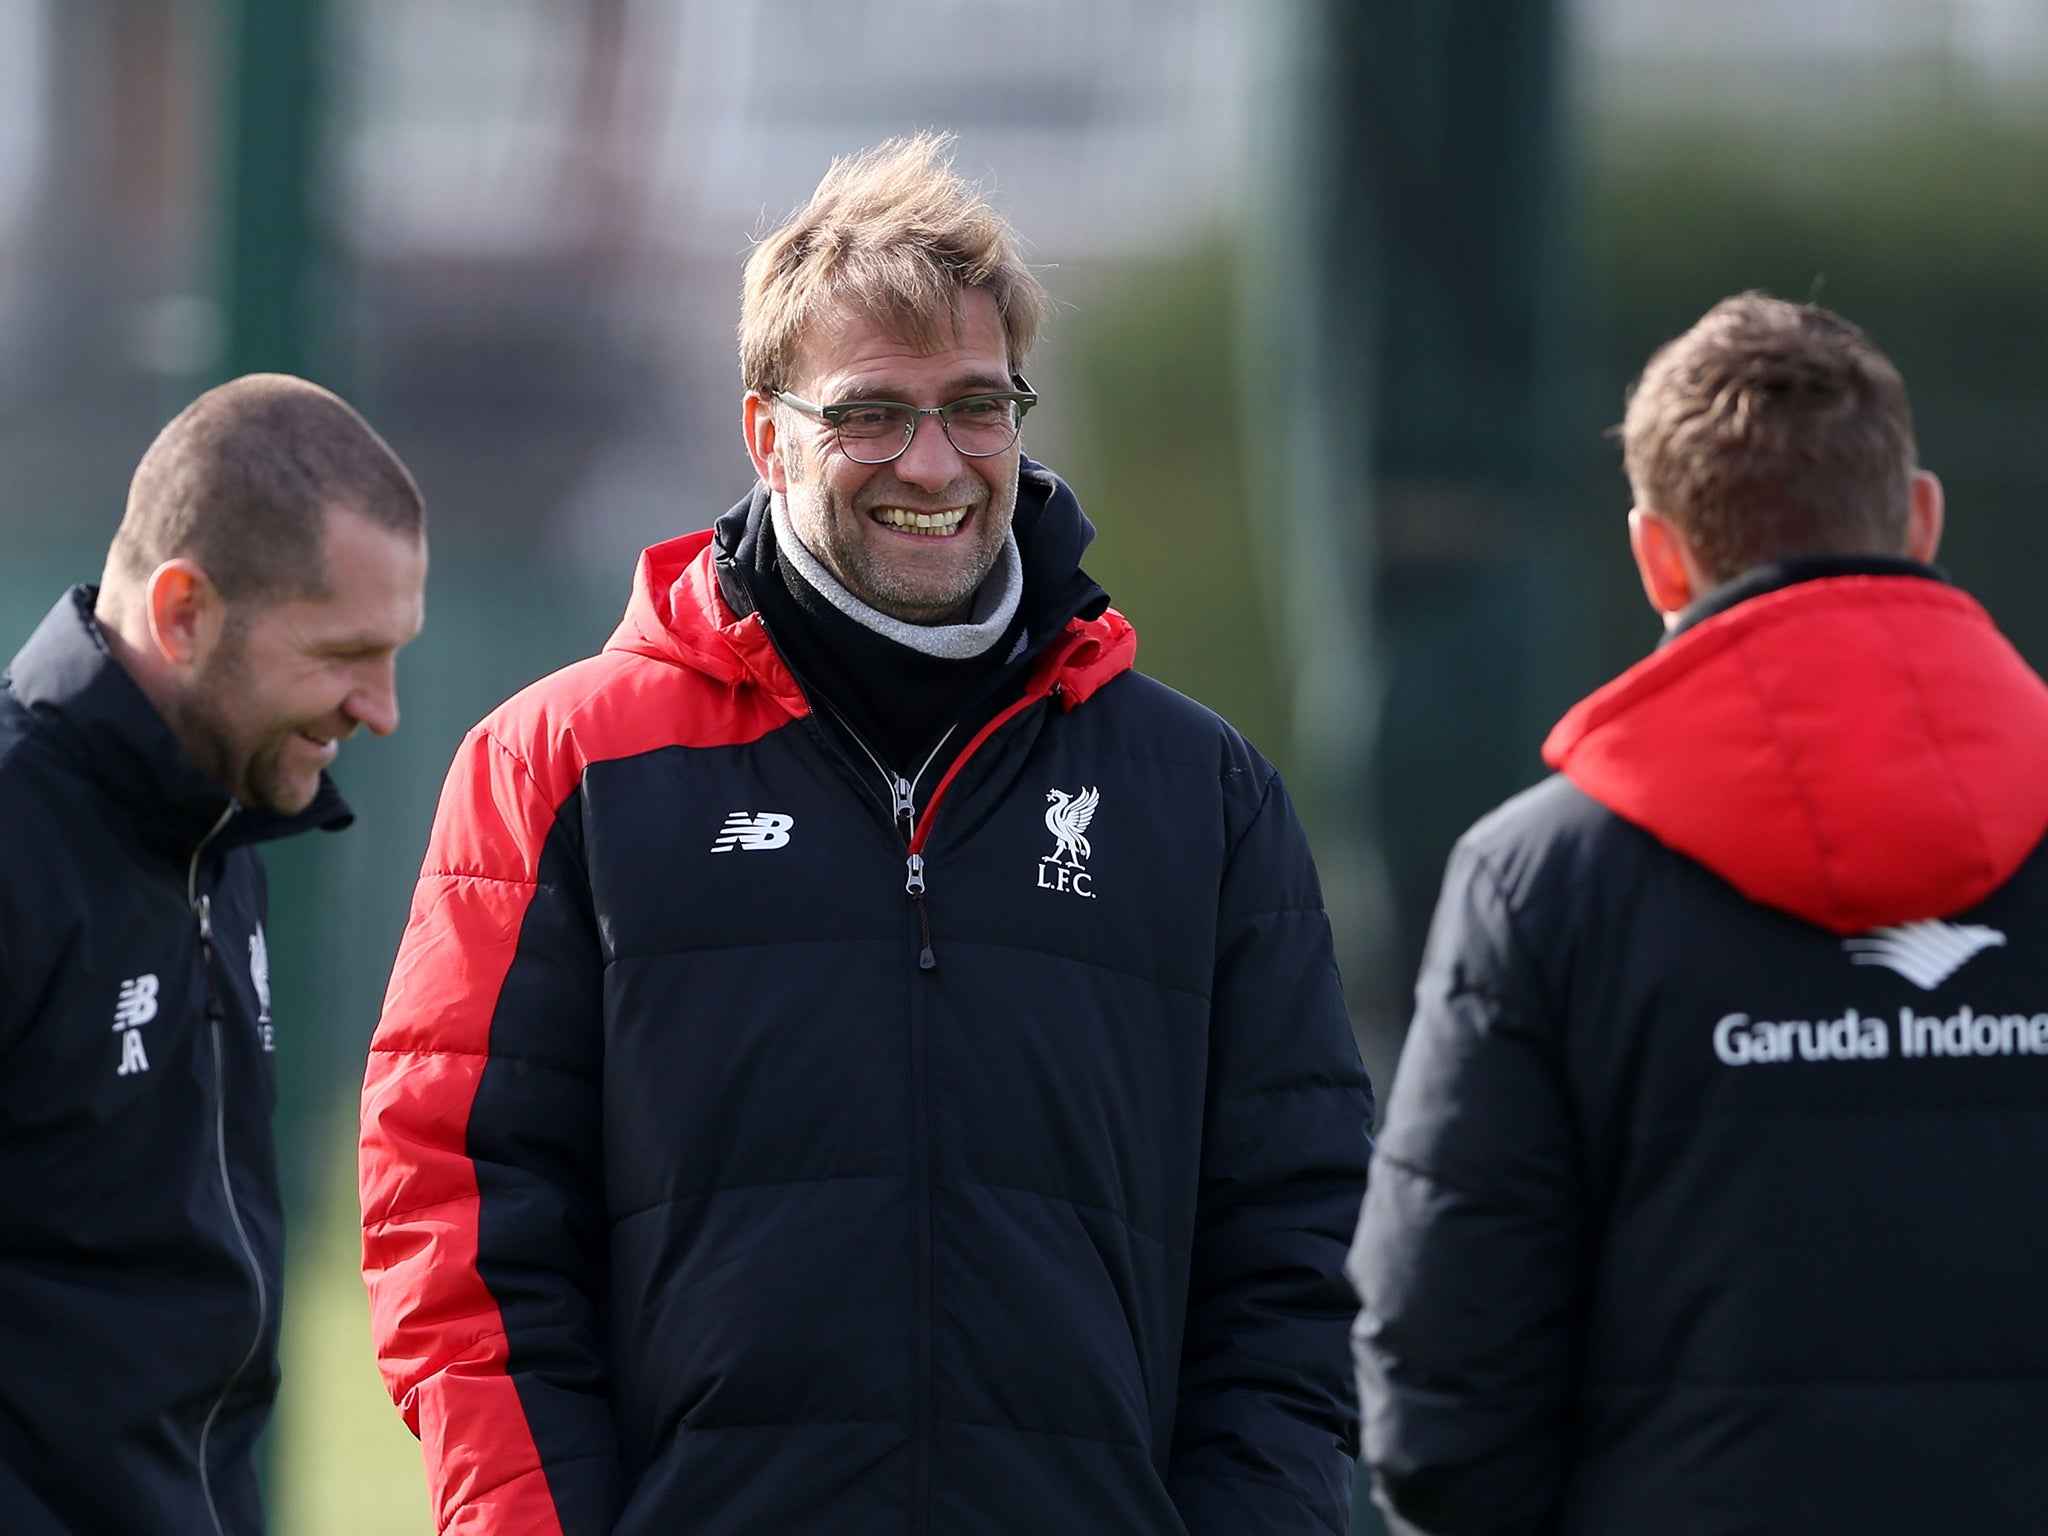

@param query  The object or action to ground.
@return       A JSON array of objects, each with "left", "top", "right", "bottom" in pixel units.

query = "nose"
[
  {"left": 346, "top": 662, "right": 401, "bottom": 738},
  {"left": 891, "top": 410, "right": 965, "bottom": 492}
]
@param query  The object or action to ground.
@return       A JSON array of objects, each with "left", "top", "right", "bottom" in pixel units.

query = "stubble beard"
[
  {"left": 173, "top": 630, "right": 314, "bottom": 816},
  {"left": 783, "top": 450, "right": 1017, "bottom": 625}
]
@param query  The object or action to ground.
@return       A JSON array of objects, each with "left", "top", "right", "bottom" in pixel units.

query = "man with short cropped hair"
[
  {"left": 0, "top": 374, "right": 427, "bottom": 1535},
  {"left": 362, "top": 134, "right": 1371, "bottom": 1535},
  {"left": 1350, "top": 295, "right": 2048, "bottom": 1534}
]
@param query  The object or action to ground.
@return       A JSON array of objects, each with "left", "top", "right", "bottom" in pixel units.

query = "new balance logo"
[
  {"left": 113, "top": 974, "right": 159, "bottom": 1030},
  {"left": 711, "top": 812, "right": 794, "bottom": 853},
  {"left": 1843, "top": 920, "right": 2007, "bottom": 990},
  {"left": 113, "top": 973, "right": 159, "bottom": 1076}
]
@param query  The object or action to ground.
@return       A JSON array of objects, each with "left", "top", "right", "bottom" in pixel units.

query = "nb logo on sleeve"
[
  {"left": 113, "top": 973, "right": 159, "bottom": 1076},
  {"left": 711, "top": 812, "right": 795, "bottom": 853}
]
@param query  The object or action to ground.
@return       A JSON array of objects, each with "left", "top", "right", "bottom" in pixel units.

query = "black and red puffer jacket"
[
  {"left": 363, "top": 468, "right": 1374, "bottom": 1536},
  {"left": 1355, "top": 560, "right": 2048, "bottom": 1536}
]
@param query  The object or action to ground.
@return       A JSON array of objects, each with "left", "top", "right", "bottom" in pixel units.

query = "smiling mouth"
[{"left": 870, "top": 506, "right": 969, "bottom": 538}]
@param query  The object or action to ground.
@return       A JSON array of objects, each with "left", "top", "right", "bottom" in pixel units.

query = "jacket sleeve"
[
  {"left": 360, "top": 726, "right": 619, "bottom": 1536},
  {"left": 1168, "top": 768, "right": 1375, "bottom": 1536},
  {"left": 1348, "top": 839, "right": 1583, "bottom": 1536}
]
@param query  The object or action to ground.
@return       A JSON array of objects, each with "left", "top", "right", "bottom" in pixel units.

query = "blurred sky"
[
  {"left": 0, "top": 0, "right": 1264, "bottom": 588},
  {"left": 1584, "top": 0, "right": 2048, "bottom": 89},
  {"left": 0, "top": 0, "right": 2043, "bottom": 582}
]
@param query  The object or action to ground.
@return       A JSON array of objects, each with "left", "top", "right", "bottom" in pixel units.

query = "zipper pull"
[
  {"left": 196, "top": 894, "right": 225, "bottom": 1021},
  {"left": 892, "top": 774, "right": 915, "bottom": 836},
  {"left": 905, "top": 854, "right": 936, "bottom": 971}
]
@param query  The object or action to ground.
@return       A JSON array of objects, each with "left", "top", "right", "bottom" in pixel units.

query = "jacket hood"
[
  {"left": 1543, "top": 574, "right": 2048, "bottom": 933},
  {"left": 605, "top": 462, "right": 1134, "bottom": 710},
  {"left": 605, "top": 527, "right": 808, "bottom": 710}
]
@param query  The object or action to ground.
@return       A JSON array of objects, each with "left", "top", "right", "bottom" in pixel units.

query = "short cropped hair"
[
  {"left": 1621, "top": 294, "right": 1917, "bottom": 584},
  {"left": 739, "top": 132, "right": 1050, "bottom": 395},
  {"left": 110, "top": 374, "right": 424, "bottom": 606}
]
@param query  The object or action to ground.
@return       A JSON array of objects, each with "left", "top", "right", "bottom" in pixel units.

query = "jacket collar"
[
  {"left": 606, "top": 458, "right": 1134, "bottom": 710},
  {"left": 1664, "top": 554, "right": 1945, "bottom": 643},
  {"left": 6, "top": 587, "right": 352, "bottom": 855}
]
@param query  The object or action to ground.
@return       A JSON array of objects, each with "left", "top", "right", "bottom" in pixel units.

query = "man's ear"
[
  {"left": 1906, "top": 469, "right": 1944, "bottom": 564},
  {"left": 143, "top": 559, "right": 226, "bottom": 669},
  {"left": 1627, "top": 507, "right": 1704, "bottom": 628},
  {"left": 743, "top": 393, "right": 788, "bottom": 493}
]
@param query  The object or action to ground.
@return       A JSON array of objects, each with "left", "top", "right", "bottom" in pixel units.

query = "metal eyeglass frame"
[{"left": 772, "top": 375, "right": 1037, "bottom": 464}]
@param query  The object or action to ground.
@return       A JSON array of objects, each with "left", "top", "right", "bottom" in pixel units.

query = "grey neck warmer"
[{"left": 771, "top": 492, "right": 1023, "bottom": 661}]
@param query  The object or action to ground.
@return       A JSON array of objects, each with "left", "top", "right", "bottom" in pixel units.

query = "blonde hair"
[
  {"left": 1621, "top": 294, "right": 1916, "bottom": 584},
  {"left": 739, "top": 133, "right": 1049, "bottom": 395}
]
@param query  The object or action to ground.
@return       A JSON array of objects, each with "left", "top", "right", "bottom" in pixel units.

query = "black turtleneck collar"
[
  {"left": 1664, "top": 555, "right": 1947, "bottom": 645},
  {"left": 5, "top": 586, "right": 353, "bottom": 855},
  {"left": 763, "top": 522, "right": 1022, "bottom": 774},
  {"left": 713, "top": 458, "right": 1110, "bottom": 779}
]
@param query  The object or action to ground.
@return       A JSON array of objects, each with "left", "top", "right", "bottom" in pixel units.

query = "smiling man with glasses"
[
  {"left": 362, "top": 132, "right": 1372, "bottom": 1536},
  {"left": 758, "top": 355, "right": 1036, "bottom": 626}
]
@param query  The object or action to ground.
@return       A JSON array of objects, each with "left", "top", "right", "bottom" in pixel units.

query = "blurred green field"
[{"left": 273, "top": 1111, "right": 431, "bottom": 1535}]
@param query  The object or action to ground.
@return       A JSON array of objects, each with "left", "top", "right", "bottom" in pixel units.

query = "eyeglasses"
[{"left": 773, "top": 376, "right": 1036, "bottom": 465}]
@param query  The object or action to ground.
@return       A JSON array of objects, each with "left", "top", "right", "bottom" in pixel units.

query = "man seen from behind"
[{"left": 1351, "top": 295, "right": 2048, "bottom": 1534}]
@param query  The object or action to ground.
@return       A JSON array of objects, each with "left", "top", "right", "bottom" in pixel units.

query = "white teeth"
[{"left": 872, "top": 506, "right": 967, "bottom": 536}]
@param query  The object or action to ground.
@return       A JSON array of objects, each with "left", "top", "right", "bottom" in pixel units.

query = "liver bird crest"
[{"left": 1044, "top": 786, "right": 1099, "bottom": 867}]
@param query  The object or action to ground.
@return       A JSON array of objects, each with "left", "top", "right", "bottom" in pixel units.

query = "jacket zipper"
[
  {"left": 829, "top": 715, "right": 952, "bottom": 971},
  {"left": 186, "top": 805, "right": 234, "bottom": 1029},
  {"left": 817, "top": 719, "right": 950, "bottom": 1533},
  {"left": 907, "top": 906, "right": 933, "bottom": 1536},
  {"left": 894, "top": 760, "right": 938, "bottom": 973},
  {"left": 822, "top": 646, "right": 1085, "bottom": 970},
  {"left": 784, "top": 630, "right": 1090, "bottom": 1532},
  {"left": 187, "top": 806, "right": 267, "bottom": 1536},
  {"left": 905, "top": 676, "right": 1072, "bottom": 864}
]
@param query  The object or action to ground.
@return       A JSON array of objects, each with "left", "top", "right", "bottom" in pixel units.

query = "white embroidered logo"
[
  {"left": 1842, "top": 920, "right": 2007, "bottom": 990},
  {"left": 113, "top": 973, "right": 159, "bottom": 1076},
  {"left": 1037, "top": 786, "right": 1099, "bottom": 899},
  {"left": 711, "top": 812, "right": 795, "bottom": 853},
  {"left": 250, "top": 925, "right": 275, "bottom": 1051}
]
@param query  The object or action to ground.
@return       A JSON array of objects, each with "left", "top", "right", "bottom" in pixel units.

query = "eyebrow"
[
  {"left": 313, "top": 617, "right": 423, "bottom": 656},
  {"left": 830, "top": 371, "right": 1014, "bottom": 403},
  {"left": 314, "top": 638, "right": 397, "bottom": 658}
]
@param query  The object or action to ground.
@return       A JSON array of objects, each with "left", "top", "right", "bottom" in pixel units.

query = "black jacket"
[
  {"left": 361, "top": 468, "right": 1374, "bottom": 1536},
  {"left": 1351, "top": 565, "right": 2048, "bottom": 1535},
  {"left": 0, "top": 588, "right": 348, "bottom": 1536}
]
